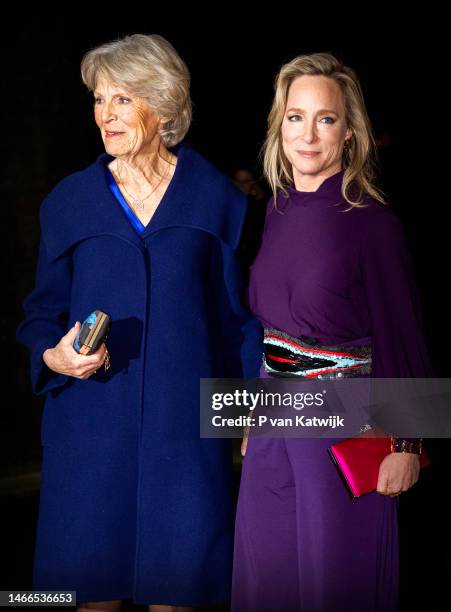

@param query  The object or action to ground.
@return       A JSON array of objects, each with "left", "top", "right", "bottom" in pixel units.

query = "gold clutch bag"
[{"left": 72, "top": 310, "right": 111, "bottom": 369}]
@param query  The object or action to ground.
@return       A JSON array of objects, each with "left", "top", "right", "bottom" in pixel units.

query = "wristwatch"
[{"left": 390, "top": 436, "right": 423, "bottom": 454}]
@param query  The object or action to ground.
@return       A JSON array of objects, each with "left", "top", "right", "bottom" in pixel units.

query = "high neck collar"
[{"left": 287, "top": 168, "right": 345, "bottom": 200}]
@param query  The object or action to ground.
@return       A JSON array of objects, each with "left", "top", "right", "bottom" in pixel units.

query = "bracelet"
[
  {"left": 390, "top": 435, "right": 423, "bottom": 455},
  {"left": 104, "top": 346, "right": 111, "bottom": 371}
]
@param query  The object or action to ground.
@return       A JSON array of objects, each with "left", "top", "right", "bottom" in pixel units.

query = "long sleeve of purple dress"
[
  {"left": 360, "top": 205, "right": 434, "bottom": 378},
  {"left": 248, "top": 169, "right": 434, "bottom": 445}
]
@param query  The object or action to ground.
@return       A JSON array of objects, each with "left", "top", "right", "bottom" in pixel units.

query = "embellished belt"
[{"left": 263, "top": 328, "right": 372, "bottom": 379}]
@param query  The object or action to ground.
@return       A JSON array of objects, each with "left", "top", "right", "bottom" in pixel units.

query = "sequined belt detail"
[{"left": 263, "top": 328, "right": 372, "bottom": 379}]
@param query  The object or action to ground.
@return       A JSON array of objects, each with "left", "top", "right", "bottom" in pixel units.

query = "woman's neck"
[
  {"left": 108, "top": 144, "right": 176, "bottom": 190},
  {"left": 292, "top": 163, "right": 343, "bottom": 192}
]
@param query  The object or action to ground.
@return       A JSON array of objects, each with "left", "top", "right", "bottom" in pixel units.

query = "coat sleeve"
[
  {"left": 16, "top": 208, "right": 73, "bottom": 396},
  {"left": 361, "top": 206, "right": 434, "bottom": 448},
  {"left": 216, "top": 239, "right": 263, "bottom": 379}
]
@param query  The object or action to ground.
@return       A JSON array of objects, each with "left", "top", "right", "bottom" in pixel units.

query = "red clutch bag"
[{"left": 328, "top": 430, "right": 431, "bottom": 499}]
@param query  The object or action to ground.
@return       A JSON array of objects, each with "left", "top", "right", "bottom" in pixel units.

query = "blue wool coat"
[{"left": 16, "top": 141, "right": 263, "bottom": 606}]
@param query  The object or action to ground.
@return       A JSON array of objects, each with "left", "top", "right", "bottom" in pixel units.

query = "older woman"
[
  {"left": 232, "top": 53, "right": 433, "bottom": 612},
  {"left": 16, "top": 34, "right": 261, "bottom": 611}
]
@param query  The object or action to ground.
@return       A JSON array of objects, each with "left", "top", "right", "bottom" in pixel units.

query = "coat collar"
[{"left": 41, "top": 141, "right": 246, "bottom": 262}]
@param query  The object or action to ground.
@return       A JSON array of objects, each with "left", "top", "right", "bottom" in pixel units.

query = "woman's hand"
[
  {"left": 377, "top": 452, "right": 420, "bottom": 497},
  {"left": 42, "top": 321, "right": 107, "bottom": 380}
]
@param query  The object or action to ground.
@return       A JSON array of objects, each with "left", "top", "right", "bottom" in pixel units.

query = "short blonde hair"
[
  {"left": 263, "top": 52, "right": 386, "bottom": 208},
  {"left": 80, "top": 33, "right": 192, "bottom": 147}
]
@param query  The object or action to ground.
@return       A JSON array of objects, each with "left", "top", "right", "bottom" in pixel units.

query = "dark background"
[{"left": 3, "top": 15, "right": 449, "bottom": 612}]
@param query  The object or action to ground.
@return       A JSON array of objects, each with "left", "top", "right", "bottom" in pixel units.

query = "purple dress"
[{"left": 231, "top": 170, "right": 433, "bottom": 612}]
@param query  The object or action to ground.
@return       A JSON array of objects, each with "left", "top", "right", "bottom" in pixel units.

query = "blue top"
[
  {"left": 104, "top": 149, "right": 186, "bottom": 236},
  {"left": 105, "top": 164, "right": 146, "bottom": 235}
]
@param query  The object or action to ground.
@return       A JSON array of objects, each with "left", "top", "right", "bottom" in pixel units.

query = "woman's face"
[
  {"left": 94, "top": 77, "right": 161, "bottom": 157},
  {"left": 281, "top": 75, "right": 352, "bottom": 182}
]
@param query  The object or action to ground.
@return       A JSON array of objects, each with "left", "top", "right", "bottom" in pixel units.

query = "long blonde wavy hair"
[{"left": 262, "top": 52, "right": 387, "bottom": 209}]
